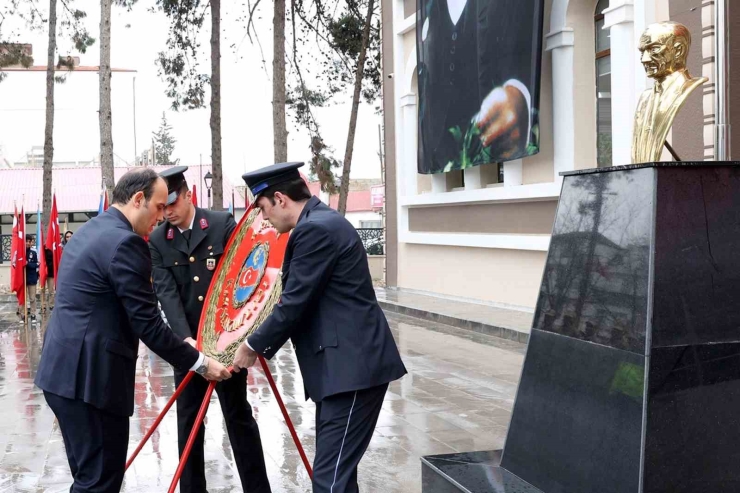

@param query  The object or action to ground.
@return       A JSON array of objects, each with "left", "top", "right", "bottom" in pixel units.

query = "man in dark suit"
[
  {"left": 149, "top": 166, "right": 271, "bottom": 493},
  {"left": 35, "top": 169, "right": 231, "bottom": 493},
  {"left": 234, "top": 162, "right": 407, "bottom": 493}
]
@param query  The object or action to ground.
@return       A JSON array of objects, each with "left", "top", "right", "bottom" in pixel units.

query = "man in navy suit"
[
  {"left": 234, "top": 162, "right": 407, "bottom": 493},
  {"left": 35, "top": 169, "right": 232, "bottom": 493}
]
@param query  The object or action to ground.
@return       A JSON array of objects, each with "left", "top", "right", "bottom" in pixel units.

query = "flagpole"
[
  {"left": 23, "top": 268, "right": 28, "bottom": 327},
  {"left": 39, "top": 200, "right": 45, "bottom": 314}
]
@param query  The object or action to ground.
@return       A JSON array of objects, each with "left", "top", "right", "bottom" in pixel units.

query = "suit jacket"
[
  {"left": 35, "top": 208, "right": 199, "bottom": 417},
  {"left": 26, "top": 247, "right": 39, "bottom": 285},
  {"left": 149, "top": 208, "right": 237, "bottom": 339},
  {"left": 247, "top": 196, "right": 407, "bottom": 402}
]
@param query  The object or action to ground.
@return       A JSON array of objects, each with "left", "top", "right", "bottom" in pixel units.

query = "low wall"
[{"left": 368, "top": 255, "right": 385, "bottom": 282}]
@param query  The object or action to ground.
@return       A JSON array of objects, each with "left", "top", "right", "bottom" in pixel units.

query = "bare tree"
[
  {"left": 210, "top": 0, "right": 223, "bottom": 210},
  {"left": 337, "top": 0, "right": 374, "bottom": 215},
  {"left": 273, "top": 0, "right": 287, "bottom": 163},
  {"left": 99, "top": 0, "right": 113, "bottom": 194},
  {"left": 42, "top": 0, "right": 58, "bottom": 231}
]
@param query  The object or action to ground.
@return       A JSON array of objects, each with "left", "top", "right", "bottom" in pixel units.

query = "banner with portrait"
[{"left": 416, "top": 0, "right": 545, "bottom": 174}]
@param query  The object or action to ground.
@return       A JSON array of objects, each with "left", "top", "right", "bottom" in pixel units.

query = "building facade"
[{"left": 382, "top": 0, "right": 740, "bottom": 309}]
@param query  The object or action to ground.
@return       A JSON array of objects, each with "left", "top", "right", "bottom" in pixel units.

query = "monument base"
[{"left": 421, "top": 450, "right": 542, "bottom": 493}]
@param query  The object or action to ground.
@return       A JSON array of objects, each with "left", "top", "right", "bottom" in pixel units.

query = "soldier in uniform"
[
  {"left": 148, "top": 166, "right": 271, "bottom": 493},
  {"left": 233, "top": 162, "right": 407, "bottom": 493}
]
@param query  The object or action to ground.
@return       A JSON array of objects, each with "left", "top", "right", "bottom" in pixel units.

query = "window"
[
  {"left": 360, "top": 220, "right": 382, "bottom": 229},
  {"left": 595, "top": 0, "right": 612, "bottom": 167}
]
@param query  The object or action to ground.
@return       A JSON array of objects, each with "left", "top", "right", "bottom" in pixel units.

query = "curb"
[{"left": 378, "top": 299, "right": 530, "bottom": 345}]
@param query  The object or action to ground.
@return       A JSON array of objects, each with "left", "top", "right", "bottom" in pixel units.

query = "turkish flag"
[
  {"left": 192, "top": 184, "right": 198, "bottom": 207},
  {"left": 45, "top": 194, "right": 63, "bottom": 287},
  {"left": 11, "top": 206, "right": 26, "bottom": 306}
]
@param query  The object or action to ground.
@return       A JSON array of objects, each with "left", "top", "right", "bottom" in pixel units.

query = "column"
[
  {"left": 504, "top": 159, "right": 523, "bottom": 187},
  {"left": 400, "top": 93, "right": 418, "bottom": 196},
  {"left": 604, "top": 0, "right": 636, "bottom": 165},
  {"left": 464, "top": 167, "right": 483, "bottom": 190},
  {"left": 546, "top": 28, "right": 575, "bottom": 182}
]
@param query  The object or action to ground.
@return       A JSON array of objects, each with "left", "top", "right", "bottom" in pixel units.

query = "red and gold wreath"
[{"left": 197, "top": 207, "right": 290, "bottom": 367}]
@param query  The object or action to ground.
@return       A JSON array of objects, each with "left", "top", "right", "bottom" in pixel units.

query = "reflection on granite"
[
  {"left": 422, "top": 451, "right": 542, "bottom": 493},
  {"left": 534, "top": 167, "right": 653, "bottom": 354},
  {"left": 645, "top": 343, "right": 740, "bottom": 493},
  {"left": 652, "top": 166, "right": 740, "bottom": 347},
  {"left": 501, "top": 330, "right": 643, "bottom": 493}
]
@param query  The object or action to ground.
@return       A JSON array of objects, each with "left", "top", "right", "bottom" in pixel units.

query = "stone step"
[
  {"left": 376, "top": 288, "right": 532, "bottom": 344},
  {"left": 421, "top": 450, "right": 542, "bottom": 493}
]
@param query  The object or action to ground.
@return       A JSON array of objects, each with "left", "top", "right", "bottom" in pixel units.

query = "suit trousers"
[
  {"left": 44, "top": 391, "right": 129, "bottom": 493},
  {"left": 313, "top": 383, "right": 388, "bottom": 493},
  {"left": 174, "top": 368, "right": 271, "bottom": 493}
]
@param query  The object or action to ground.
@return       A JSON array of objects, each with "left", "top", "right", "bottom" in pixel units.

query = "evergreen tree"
[{"left": 153, "top": 112, "right": 177, "bottom": 165}]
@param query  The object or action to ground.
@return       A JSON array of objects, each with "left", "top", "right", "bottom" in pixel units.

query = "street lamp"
[{"left": 204, "top": 171, "right": 213, "bottom": 210}]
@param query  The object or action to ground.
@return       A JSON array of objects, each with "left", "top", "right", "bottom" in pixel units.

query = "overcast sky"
[{"left": 0, "top": 0, "right": 384, "bottom": 184}]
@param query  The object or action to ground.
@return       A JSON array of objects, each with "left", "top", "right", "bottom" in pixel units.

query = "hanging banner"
[{"left": 416, "top": 0, "right": 545, "bottom": 174}]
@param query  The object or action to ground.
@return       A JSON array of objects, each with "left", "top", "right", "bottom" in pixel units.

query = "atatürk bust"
[{"left": 631, "top": 22, "right": 708, "bottom": 163}]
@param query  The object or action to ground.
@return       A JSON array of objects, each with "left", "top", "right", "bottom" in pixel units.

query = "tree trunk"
[
  {"left": 337, "top": 0, "right": 375, "bottom": 216},
  {"left": 42, "top": 0, "right": 58, "bottom": 232},
  {"left": 272, "top": 0, "right": 287, "bottom": 163},
  {"left": 210, "top": 0, "right": 223, "bottom": 211},
  {"left": 99, "top": 0, "right": 114, "bottom": 194}
]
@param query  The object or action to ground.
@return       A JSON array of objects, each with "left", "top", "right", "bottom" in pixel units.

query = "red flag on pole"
[
  {"left": 11, "top": 206, "right": 26, "bottom": 306},
  {"left": 45, "top": 194, "right": 63, "bottom": 287},
  {"left": 10, "top": 207, "right": 19, "bottom": 294},
  {"left": 103, "top": 189, "right": 109, "bottom": 211},
  {"left": 192, "top": 184, "right": 198, "bottom": 207}
]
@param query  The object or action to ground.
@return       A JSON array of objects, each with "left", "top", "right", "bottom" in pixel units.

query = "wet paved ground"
[{"left": 0, "top": 301, "right": 525, "bottom": 492}]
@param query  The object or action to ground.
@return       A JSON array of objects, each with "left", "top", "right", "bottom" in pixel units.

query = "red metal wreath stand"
[{"left": 125, "top": 358, "right": 313, "bottom": 491}]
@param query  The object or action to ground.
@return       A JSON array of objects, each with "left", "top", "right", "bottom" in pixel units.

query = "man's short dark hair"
[
  {"left": 112, "top": 169, "right": 161, "bottom": 205},
  {"left": 260, "top": 177, "right": 311, "bottom": 204},
  {"left": 26, "top": 235, "right": 35, "bottom": 242}
]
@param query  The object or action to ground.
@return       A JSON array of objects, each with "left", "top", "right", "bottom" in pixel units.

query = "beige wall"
[
  {"left": 0, "top": 265, "right": 9, "bottom": 288},
  {"left": 381, "top": 0, "right": 398, "bottom": 287},
  {"left": 409, "top": 201, "right": 557, "bottom": 235},
  {"left": 397, "top": 243, "right": 547, "bottom": 308},
  {"left": 368, "top": 255, "right": 385, "bottom": 281}
]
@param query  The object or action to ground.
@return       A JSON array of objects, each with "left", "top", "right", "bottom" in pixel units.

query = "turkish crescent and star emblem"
[{"left": 197, "top": 209, "right": 289, "bottom": 366}]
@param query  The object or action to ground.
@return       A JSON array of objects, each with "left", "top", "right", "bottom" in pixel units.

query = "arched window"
[{"left": 595, "top": 0, "right": 612, "bottom": 167}]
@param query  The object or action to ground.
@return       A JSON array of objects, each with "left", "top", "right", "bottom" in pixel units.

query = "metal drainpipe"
[{"left": 715, "top": 0, "right": 731, "bottom": 161}]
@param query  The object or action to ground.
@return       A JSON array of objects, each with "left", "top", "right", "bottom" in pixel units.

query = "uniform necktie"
[{"left": 182, "top": 229, "right": 191, "bottom": 245}]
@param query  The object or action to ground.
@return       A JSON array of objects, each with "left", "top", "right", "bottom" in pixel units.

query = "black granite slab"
[
  {"left": 423, "top": 163, "right": 740, "bottom": 493},
  {"left": 652, "top": 166, "right": 740, "bottom": 347},
  {"left": 501, "top": 329, "right": 644, "bottom": 493},
  {"left": 644, "top": 343, "right": 740, "bottom": 493},
  {"left": 560, "top": 161, "right": 740, "bottom": 176},
  {"left": 422, "top": 451, "right": 543, "bottom": 493},
  {"left": 533, "top": 167, "right": 653, "bottom": 354}
]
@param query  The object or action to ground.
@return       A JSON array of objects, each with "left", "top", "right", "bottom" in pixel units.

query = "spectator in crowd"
[
  {"left": 20, "top": 235, "right": 39, "bottom": 322},
  {"left": 62, "top": 230, "right": 73, "bottom": 248}
]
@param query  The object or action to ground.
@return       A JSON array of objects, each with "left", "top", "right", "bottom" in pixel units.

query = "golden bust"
[{"left": 631, "top": 22, "right": 708, "bottom": 163}]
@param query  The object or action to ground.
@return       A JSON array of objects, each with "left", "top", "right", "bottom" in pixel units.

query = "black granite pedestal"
[{"left": 422, "top": 163, "right": 740, "bottom": 493}]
